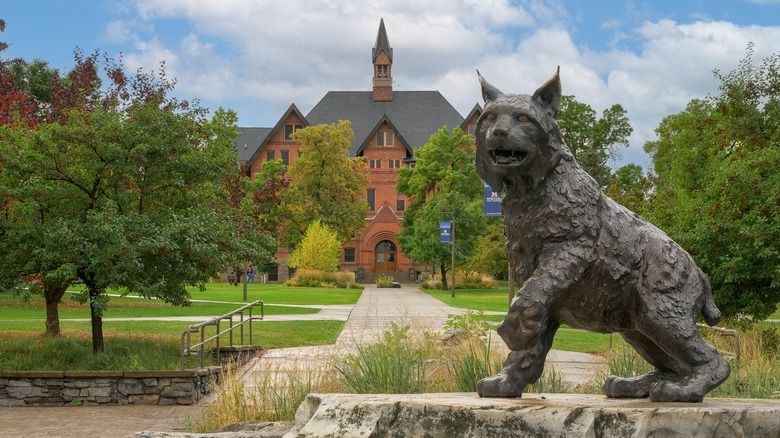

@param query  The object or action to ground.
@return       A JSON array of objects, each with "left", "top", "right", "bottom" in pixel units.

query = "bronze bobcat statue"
[{"left": 474, "top": 68, "right": 730, "bottom": 402}]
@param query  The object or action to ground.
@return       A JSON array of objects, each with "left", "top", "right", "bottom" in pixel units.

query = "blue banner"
[
  {"left": 484, "top": 183, "right": 502, "bottom": 217},
  {"left": 439, "top": 221, "right": 452, "bottom": 243}
]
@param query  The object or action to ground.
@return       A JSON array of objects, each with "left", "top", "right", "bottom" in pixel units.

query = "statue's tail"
[{"left": 700, "top": 272, "right": 721, "bottom": 327}]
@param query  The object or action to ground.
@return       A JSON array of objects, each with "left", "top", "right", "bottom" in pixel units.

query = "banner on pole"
[
  {"left": 439, "top": 221, "right": 452, "bottom": 243},
  {"left": 484, "top": 183, "right": 502, "bottom": 217}
]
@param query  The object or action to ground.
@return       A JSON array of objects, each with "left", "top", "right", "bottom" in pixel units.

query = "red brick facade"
[{"left": 237, "top": 20, "right": 479, "bottom": 282}]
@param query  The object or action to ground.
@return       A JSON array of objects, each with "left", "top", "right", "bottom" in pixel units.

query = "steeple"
[{"left": 372, "top": 18, "right": 393, "bottom": 102}]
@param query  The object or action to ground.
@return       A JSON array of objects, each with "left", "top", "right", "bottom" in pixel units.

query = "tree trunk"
[
  {"left": 43, "top": 283, "right": 68, "bottom": 336},
  {"left": 81, "top": 271, "right": 106, "bottom": 354},
  {"left": 90, "top": 296, "right": 104, "bottom": 354},
  {"left": 440, "top": 264, "right": 448, "bottom": 290}
]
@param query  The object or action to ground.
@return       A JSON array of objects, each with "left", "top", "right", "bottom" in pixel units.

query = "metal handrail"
[
  {"left": 180, "top": 300, "right": 264, "bottom": 370},
  {"left": 697, "top": 323, "right": 741, "bottom": 371}
]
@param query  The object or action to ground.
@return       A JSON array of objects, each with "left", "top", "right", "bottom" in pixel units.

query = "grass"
[
  {"left": 0, "top": 282, "right": 355, "bottom": 371},
  {"left": 424, "top": 287, "right": 511, "bottom": 313},
  {"left": 771, "top": 304, "right": 780, "bottom": 320},
  {"left": 0, "top": 330, "right": 204, "bottom": 371}
]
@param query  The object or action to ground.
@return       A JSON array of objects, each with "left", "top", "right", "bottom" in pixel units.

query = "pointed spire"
[
  {"left": 372, "top": 19, "right": 393, "bottom": 102},
  {"left": 373, "top": 18, "right": 393, "bottom": 62}
]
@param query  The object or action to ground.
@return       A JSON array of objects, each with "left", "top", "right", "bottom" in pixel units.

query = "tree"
[
  {"left": 557, "top": 95, "right": 633, "bottom": 187},
  {"left": 0, "top": 52, "right": 91, "bottom": 335},
  {"left": 396, "top": 127, "right": 485, "bottom": 289},
  {"left": 0, "top": 52, "right": 277, "bottom": 351},
  {"left": 288, "top": 220, "right": 341, "bottom": 272},
  {"left": 465, "top": 218, "right": 507, "bottom": 279},
  {"left": 604, "top": 163, "right": 653, "bottom": 216},
  {"left": 0, "top": 19, "right": 7, "bottom": 52},
  {"left": 279, "top": 121, "right": 370, "bottom": 248},
  {"left": 644, "top": 44, "right": 780, "bottom": 321}
]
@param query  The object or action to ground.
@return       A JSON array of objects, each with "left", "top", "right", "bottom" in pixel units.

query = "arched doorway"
[{"left": 375, "top": 240, "right": 397, "bottom": 273}]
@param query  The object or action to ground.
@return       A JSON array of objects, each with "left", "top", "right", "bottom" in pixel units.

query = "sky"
[{"left": 2, "top": 0, "right": 780, "bottom": 169}]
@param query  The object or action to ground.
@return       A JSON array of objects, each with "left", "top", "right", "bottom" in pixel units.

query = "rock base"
[{"left": 285, "top": 393, "right": 780, "bottom": 438}]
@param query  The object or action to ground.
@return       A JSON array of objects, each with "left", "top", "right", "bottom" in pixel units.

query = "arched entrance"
[{"left": 374, "top": 240, "right": 397, "bottom": 273}]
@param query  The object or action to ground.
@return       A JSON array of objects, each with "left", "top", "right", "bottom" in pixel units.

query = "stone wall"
[{"left": 0, "top": 367, "right": 222, "bottom": 407}]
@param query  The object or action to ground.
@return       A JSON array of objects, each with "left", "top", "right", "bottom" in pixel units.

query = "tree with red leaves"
[{"left": 0, "top": 49, "right": 281, "bottom": 352}]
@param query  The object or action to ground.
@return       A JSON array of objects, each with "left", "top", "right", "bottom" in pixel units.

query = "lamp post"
[{"left": 441, "top": 212, "right": 455, "bottom": 298}]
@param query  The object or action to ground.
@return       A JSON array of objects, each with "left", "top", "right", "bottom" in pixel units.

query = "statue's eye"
[
  {"left": 517, "top": 114, "right": 530, "bottom": 123},
  {"left": 484, "top": 113, "right": 496, "bottom": 122}
]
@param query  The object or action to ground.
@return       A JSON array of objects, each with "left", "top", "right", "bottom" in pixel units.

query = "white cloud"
[{"left": 114, "top": 0, "right": 780, "bottom": 169}]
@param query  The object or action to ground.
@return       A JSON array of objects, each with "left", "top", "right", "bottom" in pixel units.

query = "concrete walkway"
[{"left": 242, "top": 285, "right": 607, "bottom": 399}]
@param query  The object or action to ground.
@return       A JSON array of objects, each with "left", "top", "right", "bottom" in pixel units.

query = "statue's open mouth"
[{"left": 492, "top": 149, "right": 527, "bottom": 166}]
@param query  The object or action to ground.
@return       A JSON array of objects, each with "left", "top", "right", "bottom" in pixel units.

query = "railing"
[
  {"left": 180, "top": 300, "right": 264, "bottom": 370},
  {"left": 697, "top": 323, "right": 741, "bottom": 370}
]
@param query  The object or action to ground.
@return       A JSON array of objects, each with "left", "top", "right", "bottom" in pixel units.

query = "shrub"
[
  {"left": 284, "top": 269, "right": 361, "bottom": 289},
  {"left": 455, "top": 271, "right": 497, "bottom": 289},
  {"left": 375, "top": 275, "right": 394, "bottom": 288}
]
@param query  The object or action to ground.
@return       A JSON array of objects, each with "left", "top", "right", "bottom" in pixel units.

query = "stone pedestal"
[{"left": 285, "top": 393, "right": 780, "bottom": 438}]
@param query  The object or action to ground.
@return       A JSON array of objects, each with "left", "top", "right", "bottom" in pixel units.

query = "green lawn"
[
  {"left": 0, "top": 283, "right": 356, "bottom": 370},
  {"left": 424, "top": 287, "right": 512, "bottom": 313},
  {"left": 0, "top": 282, "right": 362, "bottom": 322}
]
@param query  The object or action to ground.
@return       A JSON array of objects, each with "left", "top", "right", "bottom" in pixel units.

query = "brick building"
[{"left": 235, "top": 19, "right": 481, "bottom": 282}]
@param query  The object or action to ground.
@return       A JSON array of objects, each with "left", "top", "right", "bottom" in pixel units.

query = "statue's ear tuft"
[
  {"left": 532, "top": 66, "right": 562, "bottom": 118},
  {"left": 477, "top": 70, "right": 503, "bottom": 103}
]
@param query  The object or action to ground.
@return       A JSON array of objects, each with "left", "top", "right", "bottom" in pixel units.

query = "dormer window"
[
  {"left": 284, "top": 124, "right": 303, "bottom": 140},
  {"left": 377, "top": 131, "right": 393, "bottom": 147}
]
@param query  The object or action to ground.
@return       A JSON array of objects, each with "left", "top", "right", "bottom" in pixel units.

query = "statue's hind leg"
[
  {"left": 604, "top": 330, "right": 683, "bottom": 398},
  {"left": 637, "top": 317, "right": 730, "bottom": 402}
]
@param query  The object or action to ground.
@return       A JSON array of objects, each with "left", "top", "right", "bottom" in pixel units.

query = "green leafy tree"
[
  {"left": 280, "top": 121, "right": 370, "bottom": 247},
  {"left": 644, "top": 44, "right": 780, "bottom": 321},
  {"left": 465, "top": 219, "right": 508, "bottom": 279},
  {"left": 604, "top": 163, "right": 653, "bottom": 216},
  {"left": 288, "top": 220, "right": 341, "bottom": 272},
  {"left": 558, "top": 95, "right": 633, "bottom": 187},
  {"left": 0, "top": 53, "right": 277, "bottom": 350},
  {"left": 397, "top": 127, "right": 485, "bottom": 290}
]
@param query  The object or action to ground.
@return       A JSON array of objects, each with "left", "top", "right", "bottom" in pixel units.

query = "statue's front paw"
[
  {"left": 477, "top": 374, "right": 524, "bottom": 398},
  {"left": 603, "top": 375, "right": 650, "bottom": 398},
  {"left": 650, "top": 381, "right": 703, "bottom": 403}
]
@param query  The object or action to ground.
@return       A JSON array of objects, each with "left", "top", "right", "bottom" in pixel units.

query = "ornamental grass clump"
[{"left": 334, "top": 322, "right": 437, "bottom": 394}]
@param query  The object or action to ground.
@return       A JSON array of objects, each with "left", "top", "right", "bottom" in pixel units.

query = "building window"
[
  {"left": 397, "top": 199, "right": 405, "bottom": 211},
  {"left": 344, "top": 248, "right": 356, "bottom": 263},
  {"left": 281, "top": 150, "right": 289, "bottom": 166},
  {"left": 266, "top": 151, "right": 275, "bottom": 161},
  {"left": 467, "top": 124, "right": 477, "bottom": 137},
  {"left": 376, "top": 131, "right": 393, "bottom": 147},
  {"left": 284, "top": 124, "right": 303, "bottom": 140},
  {"left": 369, "top": 159, "right": 381, "bottom": 169},
  {"left": 377, "top": 65, "right": 389, "bottom": 78},
  {"left": 388, "top": 159, "right": 400, "bottom": 169},
  {"left": 367, "top": 189, "right": 375, "bottom": 211}
]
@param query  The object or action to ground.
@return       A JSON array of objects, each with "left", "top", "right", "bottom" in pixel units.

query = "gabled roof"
[
  {"left": 462, "top": 103, "right": 483, "bottom": 129},
  {"left": 373, "top": 18, "right": 392, "bottom": 62},
  {"left": 357, "top": 115, "right": 410, "bottom": 155},
  {"left": 235, "top": 127, "right": 272, "bottom": 162},
  {"left": 306, "top": 91, "right": 464, "bottom": 156},
  {"left": 237, "top": 103, "right": 309, "bottom": 164}
]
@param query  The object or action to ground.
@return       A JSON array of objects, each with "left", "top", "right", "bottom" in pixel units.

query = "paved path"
[{"left": 0, "top": 405, "right": 205, "bottom": 438}]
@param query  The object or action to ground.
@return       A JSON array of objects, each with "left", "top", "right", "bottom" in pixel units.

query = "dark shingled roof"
[
  {"left": 235, "top": 127, "right": 272, "bottom": 162},
  {"left": 306, "top": 90, "right": 465, "bottom": 156}
]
